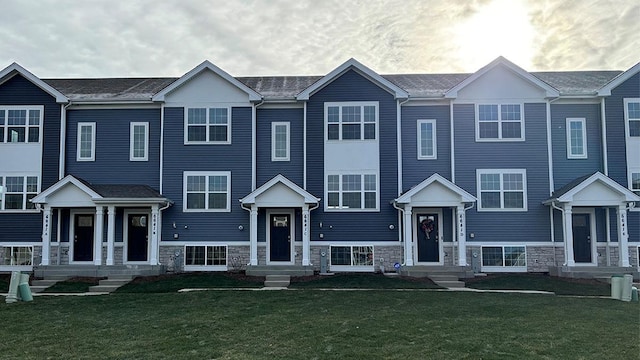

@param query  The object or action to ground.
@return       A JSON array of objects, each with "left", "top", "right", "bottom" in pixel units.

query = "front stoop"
[
  {"left": 427, "top": 274, "right": 466, "bottom": 289},
  {"left": 264, "top": 275, "right": 291, "bottom": 288},
  {"left": 246, "top": 265, "right": 314, "bottom": 276},
  {"left": 89, "top": 276, "right": 133, "bottom": 293},
  {"left": 30, "top": 278, "right": 69, "bottom": 293}
]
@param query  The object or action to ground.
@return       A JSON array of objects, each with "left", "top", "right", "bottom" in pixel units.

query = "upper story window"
[
  {"left": 183, "top": 171, "right": 231, "bottom": 212},
  {"left": 325, "top": 102, "right": 378, "bottom": 141},
  {"left": 0, "top": 175, "right": 38, "bottom": 211},
  {"left": 476, "top": 104, "right": 524, "bottom": 141},
  {"left": 477, "top": 169, "right": 527, "bottom": 211},
  {"left": 272, "top": 122, "right": 290, "bottom": 161},
  {"left": 185, "top": 107, "right": 230, "bottom": 144},
  {"left": 0, "top": 107, "right": 43, "bottom": 144},
  {"left": 631, "top": 172, "right": 640, "bottom": 193},
  {"left": 326, "top": 173, "right": 378, "bottom": 211},
  {"left": 130, "top": 122, "right": 149, "bottom": 161},
  {"left": 566, "top": 118, "right": 587, "bottom": 159},
  {"left": 77, "top": 122, "right": 95, "bottom": 161},
  {"left": 417, "top": 119, "right": 437, "bottom": 159},
  {"left": 624, "top": 99, "right": 640, "bottom": 137}
]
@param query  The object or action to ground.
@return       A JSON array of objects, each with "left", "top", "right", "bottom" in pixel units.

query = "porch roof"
[
  {"left": 394, "top": 173, "right": 476, "bottom": 207},
  {"left": 240, "top": 174, "right": 320, "bottom": 207},
  {"left": 544, "top": 172, "right": 640, "bottom": 206}
]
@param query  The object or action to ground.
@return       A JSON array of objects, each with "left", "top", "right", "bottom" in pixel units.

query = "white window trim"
[
  {"left": 0, "top": 174, "right": 40, "bottom": 212},
  {"left": 480, "top": 245, "right": 527, "bottom": 272},
  {"left": 476, "top": 169, "right": 528, "bottom": 212},
  {"left": 624, "top": 98, "right": 640, "bottom": 138},
  {"left": 183, "top": 107, "right": 232, "bottom": 145},
  {"left": 129, "top": 122, "right": 149, "bottom": 161},
  {"left": 566, "top": 118, "right": 587, "bottom": 159},
  {"left": 329, "top": 245, "right": 375, "bottom": 272},
  {"left": 183, "top": 244, "right": 228, "bottom": 271},
  {"left": 475, "top": 103, "right": 525, "bottom": 142},
  {"left": 0, "top": 106, "right": 44, "bottom": 144},
  {"left": 271, "top": 122, "right": 290, "bottom": 161},
  {"left": 629, "top": 169, "right": 640, "bottom": 193},
  {"left": 0, "top": 245, "right": 34, "bottom": 271},
  {"left": 183, "top": 171, "right": 231, "bottom": 212},
  {"left": 417, "top": 119, "right": 437, "bottom": 160},
  {"left": 324, "top": 101, "right": 379, "bottom": 142},
  {"left": 325, "top": 172, "right": 379, "bottom": 212},
  {"left": 77, "top": 122, "right": 96, "bottom": 161}
]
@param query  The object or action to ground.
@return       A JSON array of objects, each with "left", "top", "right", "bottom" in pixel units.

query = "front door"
[
  {"left": 127, "top": 214, "right": 149, "bottom": 262},
  {"left": 73, "top": 214, "right": 94, "bottom": 262},
  {"left": 270, "top": 214, "right": 291, "bottom": 262},
  {"left": 572, "top": 213, "right": 592, "bottom": 263},
  {"left": 417, "top": 213, "right": 439, "bottom": 263}
]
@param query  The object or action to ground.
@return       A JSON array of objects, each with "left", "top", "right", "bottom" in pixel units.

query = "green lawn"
[
  {"left": 1, "top": 290, "right": 637, "bottom": 359},
  {"left": 290, "top": 273, "right": 441, "bottom": 289},
  {"left": 116, "top": 272, "right": 265, "bottom": 293}
]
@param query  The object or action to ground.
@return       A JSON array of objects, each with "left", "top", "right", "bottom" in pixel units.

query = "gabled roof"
[
  {"left": 296, "top": 58, "right": 409, "bottom": 100},
  {"left": 597, "top": 62, "right": 640, "bottom": 96},
  {"left": 445, "top": 56, "right": 560, "bottom": 98},
  {"left": 240, "top": 174, "right": 320, "bottom": 205},
  {"left": 544, "top": 172, "right": 640, "bottom": 204},
  {"left": 395, "top": 173, "right": 476, "bottom": 205},
  {"left": 152, "top": 60, "right": 261, "bottom": 102},
  {"left": 45, "top": 77, "right": 177, "bottom": 102},
  {"left": 0, "top": 62, "right": 68, "bottom": 103}
]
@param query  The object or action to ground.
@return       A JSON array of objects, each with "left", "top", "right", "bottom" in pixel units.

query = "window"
[
  {"left": 183, "top": 172, "right": 231, "bottom": 212},
  {"left": 327, "top": 173, "right": 377, "bottom": 210},
  {"left": 325, "top": 102, "right": 378, "bottom": 141},
  {"left": 481, "top": 246, "right": 526, "bottom": 272},
  {"left": 77, "top": 122, "right": 95, "bottom": 161},
  {"left": 271, "top": 122, "right": 290, "bottom": 161},
  {"left": 1, "top": 246, "right": 33, "bottom": 266},
  {"left": 477, "top": 169, "right": 527, "bottom": 211},
  {"left": 625, "top": 99, "right": 640, "bottom": 137},
  {"left": 0, "top": 175, "right": 38, "bottom": 211},
  {"left": 330, "top": 245, "right": 374, "bottom": 270},
  {"left": 566, "top": 118, "right": 587, "bottom": 159},
  {"left": 130, "top": 122, "right": 148, "bottom": 161},
  {"left": 185, "top": 107, "right": 230, "bottom": 144},
  {"left": 631, "top": 172, "right": 640, "bottom": 192},
  {"left": 184, "top": 245, "right": 227, "bottom": 270},
  {"left": 476, "top": 104, "right": 524, "bottom": 141},
  {"left": 0, "top": 107, "right": 42, "bottom": 143},
  {"left": 417, "top": 119, "right": 437, "bottom": 159}
]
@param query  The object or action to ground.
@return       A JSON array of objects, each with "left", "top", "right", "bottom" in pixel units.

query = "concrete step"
[
  {"left": 435, "top": 280, "right": 466, "bottom": 288},
  {"left": 88, "top": 276, "right": 134, "bottom": 293},
  {"left": 264, "top": 275, "right": 290, "bottom": 287},
  {"left": 246, "top": 266, "right": 314, "bottom": 276},
  {"left": 88, "top": 285, "right": 120, "bottom": 293},
  {"left": 30, "top": 278, "right": 67, "bottom": 293}
]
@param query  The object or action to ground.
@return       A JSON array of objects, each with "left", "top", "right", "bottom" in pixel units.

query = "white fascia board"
[
  {"left": 240, "top": 174, "right": 320, "bottom": 205},
  {"left": 31, "top": 175, "right": 102, "bottom": 203},
  {"left": 444, "top": 56, "right": 560, "bottom": 99},
  {"left": 395, "top": 173, "right": 476, "bottom": 204},
  {"left": 152, "top": 60, "right": 262, "bottom": 102},
  {"left": 557, "top": 172, "right": 640, "bottom": 203},
  {"left": 597, "top": 62, "right": 640, "bottom": 96},
  {"left": 0, "top": 62, "right": 68, "bottom": 103},
  {"left": 93, "top": 198, "right": 170, "bottom": 205},
  {"left": 296, "top": 58, "right": 409, "bottom": 100}
]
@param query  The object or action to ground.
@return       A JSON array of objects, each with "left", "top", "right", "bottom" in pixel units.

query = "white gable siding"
[
  {"left": 254, "top": 182, "right": 305, "bottom": 207},
  {"left": 456, "top": 66, "right": 546, "bottom": 101},
  {"left": 164, "top": 70, "right": 252, "bottom": 107}
]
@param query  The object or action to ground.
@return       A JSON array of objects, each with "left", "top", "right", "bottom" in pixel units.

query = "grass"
[
  {"left": 43, "top": 277, "right": 101, "bottom": 293},
  {"left": 465, "top": 273, "right": 611, "bottom": 296},
  {"left": 0, "top": 290, "right": 638, "bottom": 359},
  {"left": 290, "top": 273, "right": 441, "bottom": 289},
  {"left": 115, "top": 272, "right": 265, "bottom": 293}
]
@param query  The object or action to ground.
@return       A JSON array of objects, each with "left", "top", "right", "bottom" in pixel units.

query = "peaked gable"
[
  {"left": 0, "top": 63, "right": 68, "bottom": 103},
  {"left": 597, "top": 62, "right": 640, "bottom": 96},
  {"left": 152, "top": 60, "right": 262, "bottom": 102},
  {"left": 445, "top": 56, "right": 559, "bottom": 99},
  {"left": 395, "top": 173, "right": 476, "bottom": 206},
  {"left": 297, "top": 58, "right": 409, "bottom": 100},
  {"left": 545, "top": 172, "right": 640, "bottom": 205},
  {"left": 240, "top": 174, "right": 320, "bottom": 206}
]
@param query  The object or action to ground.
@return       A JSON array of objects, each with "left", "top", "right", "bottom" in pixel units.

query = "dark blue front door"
[
  {"left": 417, "top": 213, "right": 439, "bottom": 262},
  {"left": 270, "top": 214, "right": 291, "bottom": 262},
  {"left": 127, "top": 214, "right": 148, "bottom": 262},
  {"left": 572, "top": 213, "right": 592, "bottom": 263},
  {"left": 73, "top": 214, "right": 94, "bottom": 262}
]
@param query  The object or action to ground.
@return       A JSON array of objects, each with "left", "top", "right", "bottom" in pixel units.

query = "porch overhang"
[
  {"left": 240, "top": 174, "right": 320, "bottom": 208},
  {"left": 543, "top": 172, "right": 640, "bottom": 207},
  {"left": 394, "top": 173, "right": 476, "bottom": 207}
]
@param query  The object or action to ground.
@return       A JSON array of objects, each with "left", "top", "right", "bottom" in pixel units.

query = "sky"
[{"left": 0, "top": 0, "right": 638, "bottom": 78}]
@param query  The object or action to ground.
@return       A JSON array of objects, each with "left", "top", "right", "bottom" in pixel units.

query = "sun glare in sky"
[{"left": 454, "top": 0, "right": 536, "bottom": 71}]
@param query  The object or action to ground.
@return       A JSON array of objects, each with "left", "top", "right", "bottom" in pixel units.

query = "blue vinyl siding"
[
  {"left": 629, "top": 212, "right": 639, "bottom": 243},
  {"left": 551, "top": 103, "right": 603, "bottom": 189},
  {"left": 401, "top": 105, "right": 451, "bottom": 189},
  {"left": 454, "top": 103, "right": 551, "bottom": 243},
  {"left": 0, "top": 74, "right": 61, "bottom": 242},
  {"left": 256, "top": 108, "right": 304, "bottom": 186},
  {"left": 306, "top": 69, "right": 399, "bottom": 242},
  {"left": 66, "top": 108, "right": 161, "bottom": 188},
  {"left": 605, "top": 73, "right": 639, "bottom": 187},
  {"left": 161, "top": 106, "right": 252, "bottom": 242}
]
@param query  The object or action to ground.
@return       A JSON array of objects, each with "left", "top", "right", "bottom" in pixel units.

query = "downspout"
[
  {"left": 600, "top": 97, "right": 611, "bottom": 265},
  {"left": 450, "top": 100, "right": 455, "bottom": 183},
  {"left": 252, "top": 100, "right": 265, "bottom": 191},
  {"left": 59, "top": 102, "right": 73, "bottom": 180},
  {"left": 303, "top": 101, "right": 307, "bottom": 189},
  {"left": 392, "top": 201, "right": 406, "bottom": 263},
  {"left": 546, "top": 97, "right": 560, "bottom": 256},
  {"left": 551, "top": 201, "right": 564, "bottom": 267},
  {"left": 159, "top": 103, "right": 165, "bottom": 194},
  {"left": 397, "top": 97, "right": 410, "bottom": 243}
]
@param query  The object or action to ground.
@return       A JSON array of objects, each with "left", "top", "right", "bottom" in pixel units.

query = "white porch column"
[
  {"left": 403, "top": 207, "right": 414, "bottom": 266},
  {"left": 106, "top": 206, "right": 115, "bottom": 265},
  {"left": 302, "top": 205, "right": 311, "bottom": 266},
  {"left": 617, "top": 205, "right": 630, "bottom": 267},
  {"left": 150, "top": 204, "right": 160, "bottom": 265},
  {"left": 94, "top": 206, "right": 104, "bottom": 265},
  {"left": 456, "top": 205, "right": 467, "bottom": 267},
  {"left": 40, "top": 206, "right": 52, "bottom": 265},
  {"left": 562, "top": 204, "right": 575, "bottom": 266},
  {"left": 250, "top": 205, "right": 258, "bottom": 266}
]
